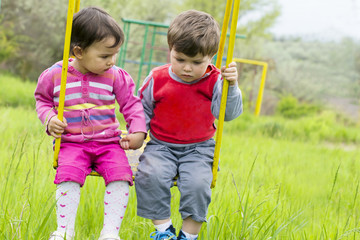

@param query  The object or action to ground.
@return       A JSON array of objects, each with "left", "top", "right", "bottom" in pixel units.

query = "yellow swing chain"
[{"left": 211, "top": 0, "right": 241, "bottom": 188}]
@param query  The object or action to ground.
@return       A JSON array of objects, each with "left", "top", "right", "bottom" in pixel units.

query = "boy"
[{"left": 135, "top": 10, "right": 242, "bottom": 240}]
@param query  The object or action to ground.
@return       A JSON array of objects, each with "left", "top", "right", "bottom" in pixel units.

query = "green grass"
[
  {"left": 0, "top": 72, "right": 36, "bottom": 108},
  {"left": 1, "top": 106, "right": 359, "bottom": 239},
  {"left": 1, "top": 73, "right": 360, "bottom": 239}
]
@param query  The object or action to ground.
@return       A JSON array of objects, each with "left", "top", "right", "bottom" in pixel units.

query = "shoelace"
[{"left": 149, "top": 230, "right": 177, "bottom": 240}]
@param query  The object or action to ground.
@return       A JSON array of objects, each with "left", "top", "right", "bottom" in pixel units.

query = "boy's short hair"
[
  {"left": 167, "top": 10, "right": 220, "bottom": 57},
  {"left": 70, "top": 7, "right": 124, "bottom": 54}
]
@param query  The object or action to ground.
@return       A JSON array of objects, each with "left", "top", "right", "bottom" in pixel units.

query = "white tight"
[{"left": 55, "top": 181, "right": 129, "bottom": 237}]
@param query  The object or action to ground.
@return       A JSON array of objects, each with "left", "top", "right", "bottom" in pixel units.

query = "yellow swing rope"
[
  {"left": 53, "top": 0, "right": 80, "bottom": 167},
  {"left": 211, "top": 0, "right": 241, "bottom": 188}
]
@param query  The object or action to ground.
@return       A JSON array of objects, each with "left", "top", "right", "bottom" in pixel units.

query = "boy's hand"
[
  {"left": 48, "top": 116, "right": 68, "bottom": 138},
  {"left": 120, "top": 132, "right": 146, "bottom": 150},
  {"left": 221, "top": 62, "right": 238, "bottom": 85}
]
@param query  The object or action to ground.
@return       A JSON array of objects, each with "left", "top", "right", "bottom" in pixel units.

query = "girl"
[{"left": 34, "top": 7, "right": 146, "bottom": 240}]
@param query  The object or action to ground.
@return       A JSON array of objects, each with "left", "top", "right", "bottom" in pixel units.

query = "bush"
[
  {"left": 226, "top": 110, "right": 360, "bottom": 144},
  {"left": 0, "top": 18, "right": 19, "bottom": 63},
  {"left": 276, "top": 95, "right": 320, "bottom": 118}
]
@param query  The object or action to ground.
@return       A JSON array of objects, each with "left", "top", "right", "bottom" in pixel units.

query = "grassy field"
[{"left": 0, "top": 73, "right": 360, "bottom": 239}]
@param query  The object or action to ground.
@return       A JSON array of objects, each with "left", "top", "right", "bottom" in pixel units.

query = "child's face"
[
  {"left": 170, "top": 49, "right": 213, "bottom": 83},
  {"left": 72, "top": 37, "right": 121, "bottom": 75}
]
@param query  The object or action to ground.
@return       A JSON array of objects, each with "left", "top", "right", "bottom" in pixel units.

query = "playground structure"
[
  {"left": 117, "top": 18, "right": 170, "bottom": 91},
  {"left": 117, "top": 19, "right": 267, "bottom": 117},
  {"left": 117, "top": 18, "right": 248, "bottom": 92},
  {"left": 54, "top": 0, "right": 266, "bottom": 187},
  {"left": 233, "top": 58, "right": 268, "bottom": 116}
]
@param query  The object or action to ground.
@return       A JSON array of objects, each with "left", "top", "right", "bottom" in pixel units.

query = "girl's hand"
[
  {"left": 120, "top": 132, "right": 146, "bottom": 150},
  {"left": 48, "top": 116, "right": 68, "bottom": 138},
  {"left": 221, "top": 62, "right": 238, "bottom": 86}
]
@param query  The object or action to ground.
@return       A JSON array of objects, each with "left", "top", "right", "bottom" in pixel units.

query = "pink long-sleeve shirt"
[{"left": 34, "top": 59, "right": 146, "bottom": 143}]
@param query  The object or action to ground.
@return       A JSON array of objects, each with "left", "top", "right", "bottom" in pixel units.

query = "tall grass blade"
[
  {"left": 241, "top": 155, "right": 257, "bottom": 205},
  {"left": 33, "top": 199, "right": 57, "bottom": 239}
]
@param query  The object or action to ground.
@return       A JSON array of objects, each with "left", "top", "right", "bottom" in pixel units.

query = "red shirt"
[{"left": 147, "top": 64, "right": 220, "bottom": 144}]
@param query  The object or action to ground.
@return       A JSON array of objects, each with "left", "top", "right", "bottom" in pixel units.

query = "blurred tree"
[
  {"left": 0, "top": 16, "right": 19, "bottom": 63},
  {"left": 1, "top": 0, "right": 67, "bottom": 80},
  {"left": 0, "top": 0, "right": 174, "bottom": 80},
  {"left": 262, "top": 37, "right": 360, "bottom": 104},
  {"left": 0, "top": 0, "right": 280, "bottom": 81},
  {"left": 354, "top": 44, "right": 360, "bottom": 103}
]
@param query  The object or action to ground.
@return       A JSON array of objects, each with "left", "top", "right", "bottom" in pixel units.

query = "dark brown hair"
[
  {"left": 167, "top": 10, "right": 220, "bottom": 57},
  {"left": 70, "top": 7, "right": 124, "bottom": 54}
]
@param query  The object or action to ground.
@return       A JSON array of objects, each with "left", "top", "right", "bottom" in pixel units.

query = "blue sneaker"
[
  {"left": 177, "top": 230, "right": 197, "bottom": 240},
  {"left": 150, "top": 225, "right": 177, "bottom": 240}
]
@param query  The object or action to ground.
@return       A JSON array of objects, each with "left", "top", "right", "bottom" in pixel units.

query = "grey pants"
[{"left": 135, "top": 137, "right": 215, "bottom": 222}]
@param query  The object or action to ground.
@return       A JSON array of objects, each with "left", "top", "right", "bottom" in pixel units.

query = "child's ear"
[{"left": 72, "top": 46, "right": 83, "bottom": 59}]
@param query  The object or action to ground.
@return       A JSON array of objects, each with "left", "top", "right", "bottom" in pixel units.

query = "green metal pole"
[
  {"left": 122, "top": 18, "right": 169, "bottom": 28},
  {"left": 118, "top": 22, "right": 130, "bottom": 68},
  {"left": 137, "top": 25, "right": 149, "bottom": 91},
  {"left": 147, "top": 26, "right": 157, "bottom": 75}
]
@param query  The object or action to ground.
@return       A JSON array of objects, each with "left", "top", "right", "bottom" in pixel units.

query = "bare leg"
[{"left": 182, "top": 217, "right": 202, "bottom": 235}]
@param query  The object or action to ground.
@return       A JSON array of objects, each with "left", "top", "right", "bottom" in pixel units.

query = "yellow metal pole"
[
  {"left": 233, "top": 58, "right": 266, "bottom": 66},
  {"left": 212, "top": 0, "right": 241, "bottom": 188},
  {"left": 233, "top": 58, "right": 268, "bottom": 116},
  {"left": 53, "top": 0, "right": 76, "bottom": 168},
  {"left": 215, "top": 0, "right": 232, "bottom": 69},
  {"left": 255, "top": 63, "right": 267, "bottom": 116},
  {"left": 75, "top": 0, "right": 80, "bottom": 13}
]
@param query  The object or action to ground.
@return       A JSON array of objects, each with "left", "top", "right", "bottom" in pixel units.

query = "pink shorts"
[{"left": 54, "top": 141, "right": 133, "bottom": 186}]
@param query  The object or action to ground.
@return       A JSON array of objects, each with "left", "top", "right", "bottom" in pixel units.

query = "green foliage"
[
  {"left": 276, "top": 95, "right": 320, "bottom": 118},
  {"left": 0, "top": 0, "right": 281, "bottom": 82},
  {"left": 226, "top": 111, "right": 360, "bottom": 144},
  {"left": 0, "top": 71, "right": 35, "bottom": 108},
  {"left": 0, "top": 17, "right": 18, "bottom": 63},
  {"left": 260, "top": 38, "right": 360, "bottom": 101},
  {"left": 0, "top": 0, "right": 68, "bottom": 80},
  {"left": 0, "top": 0, "right": 176, "bottom": 81}
]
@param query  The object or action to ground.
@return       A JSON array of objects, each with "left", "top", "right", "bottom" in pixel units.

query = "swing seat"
[
  {"left": 88, "top": 134, "right": 181, "bottom": 186},
  {"left": 88, "top": 130, "right": 148, "bottom": 177},
  {"left": 88, "top": 147, "right": 145, "bottom": 177},
  {"left": 88, "top": 134, "right": 180, "bottom": 186},
  {"left": 54, "top": 131, "right": 181, "bottom": 185}
]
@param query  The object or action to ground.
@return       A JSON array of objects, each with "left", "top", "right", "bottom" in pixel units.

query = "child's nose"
[
  {"left": 108, "top": 56, "right": 116, "bottom": 66},
  {"left": 183, "top": 64, "right": 192, "bottom": 72}
]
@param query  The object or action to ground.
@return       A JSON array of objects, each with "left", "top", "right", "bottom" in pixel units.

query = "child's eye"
[
  {"left": 176, "top": 58, "right": 184, "bottom": 62},
  {"left": 193, "top": 61, "right": 202, "bottom": 65}
]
